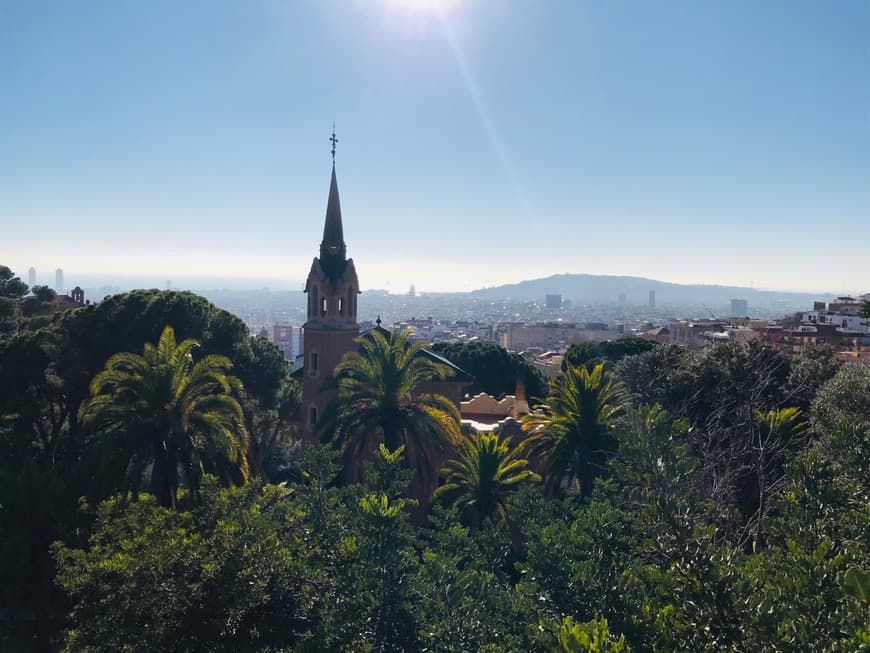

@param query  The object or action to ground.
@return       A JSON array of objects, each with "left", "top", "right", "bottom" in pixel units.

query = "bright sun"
[{"left": 382, "top": 0, "right": 461, "bottom": 15}]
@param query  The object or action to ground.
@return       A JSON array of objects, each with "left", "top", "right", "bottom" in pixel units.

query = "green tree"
[
  {"left": 750, "top": 407, "right": 807, "bottom": 552},
  {"left": 30, "top": 284, "right": 57, "bottom": 303},
  {"left": 556, "top": 616, "right": 628, "bottom": 653},
  {"left": 740, "top": 421, "right": 870, "bottom": 651},
  {"left": 617, "top": 340, "right": 795, "bottom": 543},
  {"left": 611, "top": 406, "right": 747, "bottom": 651},
  {"left": 321, "top": 328, "right": 462, "bottom": 485},
  {"left": 563, "top": 337, "right": 655, "bottom": 372},
  {"left": 0, "top": 290, "right": 292, "bottom": 648},
  {"left": 416, "top": 505, "right": 535, "bottom": 651},
  {"left": 0, "top": 264, "right": 29, "bottom": 299},
  {"left": 431, "top": 340, "right": 547, "bottom": 402},
  {"left": 0, "top": 264, "right": 29, "bottom": 334},
  {"left": 0, "top": 330, "right": 81, "bottom": 650},
  {"left": 247, "top": 374, "right": 302, "bottom": 481},
  {"left": 54, "top": 481, "right": 305, "bottom": 653},
  {"left": 433, "top": 431, "right": 539, "bottom": 527},
  {"left": 81, "top": 325, "right": 248, "bottom": 509},
  {"left": 562, "top": 341, "right": 605, "bottom": 370},
  {"left": 54, "top": 290, "right": 288, "bottom": 422},
  {"left": 784, "top": 343, "right": 839, "bottom": 411},
  {"left": 521, "top": 363, "right": 627, "bottom": 497},
  {"left": 515, "top": 493, "right": 635, "bottom": 641},
  {"left": 614, "top": 343, "right": 698, "bottom": 415},
  {"left": 811, "top": 364, "right": 870, "bottom": 437}
]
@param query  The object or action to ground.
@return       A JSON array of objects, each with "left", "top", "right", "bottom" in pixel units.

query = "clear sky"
[{"left": 2, "top": 1, "right": 868, "bottom": 293}]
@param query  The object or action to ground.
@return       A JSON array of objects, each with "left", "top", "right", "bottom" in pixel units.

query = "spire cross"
[{"left": 330, "top": 124, "right": 338, "bottom": 162}]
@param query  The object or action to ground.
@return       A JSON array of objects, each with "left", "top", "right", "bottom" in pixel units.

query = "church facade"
[
  {"left": 298, "top": 154, "right": 470, "bottom": 443},
  {"left": 300, "top": 163, "right": 360, "bottom": 440}
]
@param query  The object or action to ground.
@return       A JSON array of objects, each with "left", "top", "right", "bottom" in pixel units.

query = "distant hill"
[{"left": 470, "top": 274, "right": 832, "bottom": 311}]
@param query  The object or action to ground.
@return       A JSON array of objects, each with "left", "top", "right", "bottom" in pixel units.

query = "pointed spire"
[
  {"left": 321, "top": 166, "right": 345, "bottom": 250},
  {"left": 319, "top": 161, "right": 348, "bottom": 284}
]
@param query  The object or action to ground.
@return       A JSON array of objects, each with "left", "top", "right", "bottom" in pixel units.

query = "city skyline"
[{"left": 2, "top": 1, "right": 869, "bottom": 294}]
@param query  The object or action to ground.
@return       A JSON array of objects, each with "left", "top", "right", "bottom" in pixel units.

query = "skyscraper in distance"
[
  {"left": 730, "top": 298, "right": 748, "bottom": 316},
  {"left": 55, "top": 268, "right": 64, "bottom": 293},
  {"left": 28, "top": 267, "right": 36, "bottom": 287},
  {"left": 648, "top": 290, "right": 656, "bottom": 308}
]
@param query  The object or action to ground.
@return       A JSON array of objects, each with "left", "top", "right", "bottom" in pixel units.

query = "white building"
[{"left": 801, "top": 295, "right": 869, "bottom": 334}]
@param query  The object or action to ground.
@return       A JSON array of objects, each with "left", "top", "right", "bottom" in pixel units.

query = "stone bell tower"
[{"left": 301, "top": 130, "right": 360, "bottom": 440}]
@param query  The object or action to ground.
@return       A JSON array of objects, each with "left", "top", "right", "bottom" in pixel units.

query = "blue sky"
[{"left": 2, "top": 1, "right": 868, "bottom": 293}]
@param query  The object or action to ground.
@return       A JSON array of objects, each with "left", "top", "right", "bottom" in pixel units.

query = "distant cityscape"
[{"left": 26, "top": 264, "right": 870, "bottom": 369}]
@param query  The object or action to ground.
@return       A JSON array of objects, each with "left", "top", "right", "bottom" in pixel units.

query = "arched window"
[
  {"left": 321, "top": 296, "right": 328, "bottom": 316},
  {"left": 308, "top": 405, "right": 318, "bottom": 427},
  {"left": 309, "top": 351, "right": 319, "bottom": 375},
  {"left": 338, "top": 296, "right": 344, "bottom": 315}
]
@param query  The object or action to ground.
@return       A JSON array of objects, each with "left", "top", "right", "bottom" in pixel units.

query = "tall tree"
[
  {"left": 430, "top": 340, "right": 547, "bottom": 402},
  {"left": 521, "top": 363, "right": 627, "bottom": 497},
  {"left": 321, "top": 328, "right": 462, "bottom": 486},
  {"left": 81, "top": 325, "right": 248, "bottom": 509},
  {"left": 433, "top": 431, "right": 539, "bottom": 527},
  {"left": 0, "top": 264, "right": 29, "bottom": 334},
  {"left": 562, "top": 336, "right": 656, "bottom": 372},
  {"left": 246, "top": 374, "right": 302, "bottom": 481},
  {"left": 0, "top": 264, "right": 29, "bottom": 299},
  {"left": 750, "top": 407, "right": 807, "bottom": 551},
  {"left": 811, "top": 364, "right": 870, "bottom": 438},
  {"left": 30, "top": 285, "right": 57, "bottom": 303}
]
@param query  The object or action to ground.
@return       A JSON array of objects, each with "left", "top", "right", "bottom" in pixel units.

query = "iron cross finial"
[{"left": 330, "top": 124, "right": 338, "bottom": 162}]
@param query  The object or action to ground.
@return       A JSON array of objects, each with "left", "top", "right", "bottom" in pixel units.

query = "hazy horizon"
[
  {"left": 6, "top": 266, "right": 858, "bottom": 298},
  {"left": 3, "top": 1, "right": 868, "bottom": 294}
]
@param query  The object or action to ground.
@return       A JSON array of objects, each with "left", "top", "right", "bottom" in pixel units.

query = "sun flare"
[{"left": 382, "top": 0, "right": 461, "bottom": 15}]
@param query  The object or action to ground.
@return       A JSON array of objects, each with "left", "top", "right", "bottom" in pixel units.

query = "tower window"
[
  {"left": 309, "top": 405, "right": 318, "bottom": 427},
  {"left": 321, "top": 297, "right": 328, "bottom": 316},
  {"left": 310, "top": 352, "right": 319, "bottom": 374},
  {"left": 338, "top": 297, "right": 344, "bottom": 315}
]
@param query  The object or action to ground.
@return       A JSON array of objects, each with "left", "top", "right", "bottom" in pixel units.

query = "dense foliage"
[
  {"left": 0, "top": 275, "right": 299, "bottom": 650},
  {"left": 562, "top": 337, "right": 656, "bottom": 371},
  {"left": 430, "top": 340, "right": 548, "bottom": 403},
  {"left": 433, "top": 431, "right": 539, "bottom": 527},
  {"left": 321, "top": 328, "right": 462, "bottom": 503},
  {"left": 81, "top": 325, "right": 249, "bottom": 509},
  {"left": 1, "top": 265, "right": 868, "bottom": 651}
]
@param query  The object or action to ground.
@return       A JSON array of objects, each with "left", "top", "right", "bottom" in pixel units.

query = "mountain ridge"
[{"left": 468, "top": 273, "right": 835, "bottom": 309}]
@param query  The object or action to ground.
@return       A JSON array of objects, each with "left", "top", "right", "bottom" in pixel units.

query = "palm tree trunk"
[
  {"left": 381, "top": 414, "right": 403, "bottom": 453},
  {"left": 151, "top": 438, "right": 176, "bottom": 509}
]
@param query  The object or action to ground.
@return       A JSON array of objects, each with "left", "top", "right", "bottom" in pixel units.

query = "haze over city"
[{"left": 2, "top": 1, "right": 868, "bottom": 293}]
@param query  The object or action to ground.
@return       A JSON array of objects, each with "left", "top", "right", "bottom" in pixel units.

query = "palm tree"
[
  {"left": 751, "top": 406, "right": 807, "bottom": 551},
  {"left": 320, "top": 328, "right": 462, "bottom": 485},
  {"left": 433, "top": 431, "right": 539, "bottom": 527},
  {"left": 81, "top": 325, "right": 248, "bottom": 509},
  {"left": 521, "top": 363, "right": 627, "bottom": 497}
]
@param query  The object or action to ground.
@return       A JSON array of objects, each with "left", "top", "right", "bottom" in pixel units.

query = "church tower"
[{"left": 302, "top": 133, "right": 360, "bottom": 440}]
